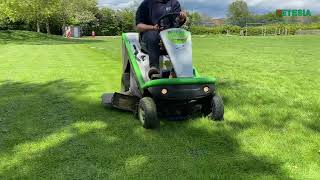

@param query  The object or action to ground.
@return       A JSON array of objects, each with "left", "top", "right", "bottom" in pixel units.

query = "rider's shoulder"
[{"left": 143, "top": 0, "right": 160, "bottom": 4}]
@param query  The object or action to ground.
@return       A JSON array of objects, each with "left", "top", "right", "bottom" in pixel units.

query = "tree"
[
  {"left": 11, "top": 0, "right": 43, "bottom": 32},
  {"left": 57, "top": 0, "right": 98, "bottom": 33},
  {"left": 188, "top": 12, "right": 202, "bottom": 26},
  {"left": 42, "top": 0, "right": 61, "bottom": 34},
  {"left": 227, "top": 0, "right": 250, "bottom": 27},
  {"left": 95, "top": 8, "right": 119, "bottom": 35},
  {"left": 0, "top": 2, "right": 7, "bottom": 21},
  {"left": 56, "top": 0, "right": 97, "bottom": 34},
  {"left": 6, "top": 0, "right": 57, "bottom": 33},
  {"left": 0, "top": 1, "right": 17, "bottom": 22},
  {"left": 117, "top": 8, "right": 135, "bottom": 34}
]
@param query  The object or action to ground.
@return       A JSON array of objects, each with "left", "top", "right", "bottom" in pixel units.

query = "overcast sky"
[{"left": 98, "top": 0, "right": 320, "bottom": 18}]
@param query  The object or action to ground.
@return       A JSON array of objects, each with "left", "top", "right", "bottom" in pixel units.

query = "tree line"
[
  {"left": 1, "top": 0, "right": 319, "bottom": 36},
  {"left": 1, "top": 0, "right": 98, "bottom": 35},
  {"left": 0, "top": 0, "right": 206, "bottom": 36}
]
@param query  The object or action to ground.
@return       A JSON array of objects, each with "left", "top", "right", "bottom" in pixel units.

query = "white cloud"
[
  {"left": 99, "top": 0, "right": 136, "bottom": 9},
  {"left": 98, "top": 0, "right": 320, "bottom": 17}
]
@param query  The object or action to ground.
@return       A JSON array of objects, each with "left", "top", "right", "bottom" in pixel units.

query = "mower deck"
[{"left": 102, "top": 93, "right": 139, "bottom": 112}]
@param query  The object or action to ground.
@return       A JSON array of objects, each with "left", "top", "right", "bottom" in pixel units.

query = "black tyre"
[
  {"left": 121, "top": 73, "right": 130, "bottom": 92},
  {"left": 211, "top": 95, "right": 224, "bottom": 121},
  {"left": 201, "top": 96, "right": 213, "bottom": 116},
  {"left": 138, "top": 97, "right": 159, "bottom": 129}
]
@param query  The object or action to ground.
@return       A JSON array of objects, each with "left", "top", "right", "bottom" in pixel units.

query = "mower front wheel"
[
  {"left": 138, "top": 97, "right": 159, "bottom": 129},
  {"left": 210, "top": 95, "right": 224, "bottom": 121}
]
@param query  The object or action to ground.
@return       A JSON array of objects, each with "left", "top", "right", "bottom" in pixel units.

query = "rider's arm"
[
  {"left": 136, "top": 1, "right": 157, "bottom": 32},
  {"left": 136, "top": 23, "right": 158, "bottom": 32}
]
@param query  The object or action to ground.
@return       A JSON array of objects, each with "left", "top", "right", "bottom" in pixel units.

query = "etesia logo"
[{"left": 276, "top": 9, "right": 312, "bottom": 17}]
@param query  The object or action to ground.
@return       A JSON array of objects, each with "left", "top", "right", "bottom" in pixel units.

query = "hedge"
[{"left": 190, "top": 23, "right": 320, "bottom": 36}]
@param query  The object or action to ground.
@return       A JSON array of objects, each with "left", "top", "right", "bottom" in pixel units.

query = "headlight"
[
  {"left": 161, "top": 89, "right": 168, "bottom": 95},
  {"left": 203, "top": 86, "right": 210, "bottom": 93}
]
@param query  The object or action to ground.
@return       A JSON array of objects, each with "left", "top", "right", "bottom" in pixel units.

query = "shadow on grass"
[
  {"left": 307, "top": 122, "right": 319, "bottom": 133},
  {"left": 0, "top": 80, "right": 290, "bottom": 179},
  {"left": 0, "top": 80, "right": 90, "bottom": 153},
  {"left": 0, "top": 30, "right": 104, "bottom": 45}
]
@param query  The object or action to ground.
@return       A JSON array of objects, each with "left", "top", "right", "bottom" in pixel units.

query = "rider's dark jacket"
[{"left": 136, "top": 0, "right": 182, "bottom": 26}]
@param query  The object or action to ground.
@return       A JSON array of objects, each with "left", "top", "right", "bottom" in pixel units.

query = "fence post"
[
  {"left": 266, "top": 27, "right": 268, "bottom": 36},
  {"left": 246, "top": 26, "right": 248, "bottom": 36}
]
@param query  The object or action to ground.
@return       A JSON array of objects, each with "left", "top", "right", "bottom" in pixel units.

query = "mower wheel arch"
[
  {"left": 211, "top": 95, "right": 224, "bottom": 121},
  {"left": 138, "top": 97, "right": 159, "bottom": 129},
  {"left": 121, "top": 73, "right": 130, "bottom": 92}
]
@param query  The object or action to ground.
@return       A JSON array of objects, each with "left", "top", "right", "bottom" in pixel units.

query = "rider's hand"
[
  {"left": 179, "top": 11, "right": 187, "bottom": 21},
  {"left": 153, "top": 24, "right": 160, "bottom": 31},
  {"left": 153, "top": 24, "right": 164, "bottom": 31}
]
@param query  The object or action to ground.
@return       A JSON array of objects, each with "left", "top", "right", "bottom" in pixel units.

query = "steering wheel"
[{"left": 157, "top": 12, "right": 182, "bottom": 30}]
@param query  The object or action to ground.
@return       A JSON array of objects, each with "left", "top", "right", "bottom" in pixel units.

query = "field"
[{"left": 0, "top": 31, "right": 319, "bottom": 179}]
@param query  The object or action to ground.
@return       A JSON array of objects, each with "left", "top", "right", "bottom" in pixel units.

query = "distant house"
[
  {"left": 211, "top": 18, "right": 225, "bottom": 26},
  {"left": 200, "top": 18, "right": 225, "bottom": 27}
]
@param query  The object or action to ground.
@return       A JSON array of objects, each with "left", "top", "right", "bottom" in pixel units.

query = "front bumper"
[{"left": 148, "top": 84, "right": 215, "bottom": 101}]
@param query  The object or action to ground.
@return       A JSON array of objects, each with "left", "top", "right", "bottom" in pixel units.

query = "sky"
[{"left": 98, "top": 0, "right": 320, "bottom": 18}]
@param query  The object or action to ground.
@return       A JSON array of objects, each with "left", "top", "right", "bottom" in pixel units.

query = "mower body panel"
[
  {"left": 160, "top": 29, "right": 193, "bottom": 78},
  {"left": 121, "top": 33, "right": 216, "bottom": 88}
]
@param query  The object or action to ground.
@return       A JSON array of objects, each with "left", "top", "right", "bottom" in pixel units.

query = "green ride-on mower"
[{"left": 102, "top": 13, "right": 224, "bottom": 129}]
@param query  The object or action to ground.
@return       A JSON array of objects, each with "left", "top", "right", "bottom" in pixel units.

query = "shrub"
[{"left": 190, "top": 23, "right": 320, "bottom": 36}]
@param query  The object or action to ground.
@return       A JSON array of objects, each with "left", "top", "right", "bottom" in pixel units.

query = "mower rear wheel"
[
  {"left": 211, "top": 95, "right": 224, "bottom": 121},
  {"left": 138, "top": 97, "right": 159, "bottom": 129}
]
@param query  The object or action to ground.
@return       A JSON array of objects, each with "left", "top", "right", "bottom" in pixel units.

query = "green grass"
[{"left": 0, "top": 30, "right": 319, "bottom": 179}]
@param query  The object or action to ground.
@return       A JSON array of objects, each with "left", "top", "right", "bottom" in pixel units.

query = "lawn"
[{"left": 0, "top": 30, "right": 319, "bottom": 179}]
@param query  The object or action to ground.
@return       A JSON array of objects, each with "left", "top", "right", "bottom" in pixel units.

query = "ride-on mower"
[{"left": 102, "top": 13, "right": 224, "bottom": 129}]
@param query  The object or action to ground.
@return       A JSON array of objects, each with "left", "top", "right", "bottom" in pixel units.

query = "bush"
[
  {"left": 190, "top": 23, "right": 320, "bottom": 36},
  {"left": 191, "top": 25, "right": 241, "bottom": 35}
]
